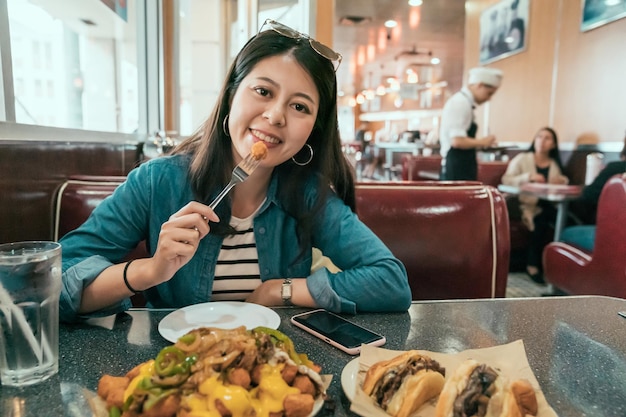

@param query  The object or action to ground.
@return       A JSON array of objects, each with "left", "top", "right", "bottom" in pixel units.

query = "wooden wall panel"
[{"left": 465, "top": 0, "right": 626, "bottom": 146}]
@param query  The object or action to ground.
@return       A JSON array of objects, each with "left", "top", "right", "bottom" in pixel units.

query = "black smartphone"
[{"left": 290, "top": 309, "right": 386, "bottom": 355}]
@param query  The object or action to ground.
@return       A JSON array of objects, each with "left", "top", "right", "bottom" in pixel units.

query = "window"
[{"left": 4, "top": 0, "right": 141, "bottom": 133}]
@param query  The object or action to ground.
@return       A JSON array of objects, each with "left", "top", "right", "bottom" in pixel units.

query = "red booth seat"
[
  {"left": 355, "top": 183, "right": 510, "bottom": 300},
  {"left": 54, "top": 176, "right": 148, "bottom": 306},
  {"left": 401, "top": 155, "right": 442, "bottom": 181},
  {"left": 401, "top": 156, "right": 509, "bottom": 187},
  {"left": 55, "top": 177, "right": 510, "bottom": 303},
  {"left": 477, "top": 161, "right": 509, "bottom": 187},
  {"left": 543, "top": 174, "right": 626, "bottom": 297}
]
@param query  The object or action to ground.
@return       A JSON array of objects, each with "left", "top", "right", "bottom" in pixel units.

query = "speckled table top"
[{"left": 2, "top": 295, "right": 626, "bottom": 416}]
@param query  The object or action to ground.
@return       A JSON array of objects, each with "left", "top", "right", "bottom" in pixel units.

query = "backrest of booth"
[
  {"left": 543, "top": 174, "right": 626, "bottom": 297},
  {"left": 477, "top": 161, "right": 509, "bottom": 187},
  {"left": 55, "top": 177, "right": 510, "bottom": 302},
  {"left": 54, "top": 176, "right": 150, "bottom": 261},
  {"left": 355, "top": 183, "right": 510, "bottom": 300}
]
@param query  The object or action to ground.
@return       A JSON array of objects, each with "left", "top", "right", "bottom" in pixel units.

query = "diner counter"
[{"left": 3, "top": 296, "right": 626, "bottom": 416}]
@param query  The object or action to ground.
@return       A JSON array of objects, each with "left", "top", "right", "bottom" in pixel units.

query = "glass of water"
[{"left": 0, "top": 241, "right": 62, "bottom": 387}]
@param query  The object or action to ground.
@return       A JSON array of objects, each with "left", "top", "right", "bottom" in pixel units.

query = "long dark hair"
[
  {"left": 527, "top": 126, "right": 564, "bottom": 171},
  {"left": 172, "top": 29, "right": 355, "bottom": 257}
]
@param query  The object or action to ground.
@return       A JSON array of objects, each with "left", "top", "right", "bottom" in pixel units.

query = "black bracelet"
[{"left": 123, "top": 260, "right": 140, "bottom": 294}]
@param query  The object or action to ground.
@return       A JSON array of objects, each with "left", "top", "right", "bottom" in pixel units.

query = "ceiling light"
[
  {"left": 408, "top": 0, "right": 423, "bottom": 6},
  {"left": 430, "top": 57, "right": 440, "bottom": 65},
  {"left": 384, "top": 20, "right": 398, "bottom": 28}
]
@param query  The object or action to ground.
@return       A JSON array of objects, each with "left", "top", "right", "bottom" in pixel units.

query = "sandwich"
[
  {"left": 362, "top": 350, "right": 446, "bottom": 417},
  {"left": 434, "top": 359, "right": 538, "bottom": 417}
]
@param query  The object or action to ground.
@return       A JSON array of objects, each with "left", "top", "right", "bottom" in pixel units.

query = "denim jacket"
[{"left": 59, "top": 154, "right": 411, "bottom": 322}]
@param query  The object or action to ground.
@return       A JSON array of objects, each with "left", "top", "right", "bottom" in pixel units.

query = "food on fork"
[
  {"left": 250, "top": 141, "right": 268, "bottom": 161},
  {"left": 434, "top": 359, "right": 538, "bottom": 417},
  {"left": 362, "top": 350, "right": 446, "bottom": 417},
  {"left": 95, "top": 326, "right": 324, "bottom": 417}
]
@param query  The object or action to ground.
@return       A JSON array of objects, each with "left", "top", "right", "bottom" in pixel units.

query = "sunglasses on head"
[{"left": 259, "top": 19, "right": 342, "bottom": 72}]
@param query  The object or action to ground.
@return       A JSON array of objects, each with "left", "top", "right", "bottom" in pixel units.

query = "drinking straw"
[{"left": 0, "top": 282, "right": 50, "bottom": 365}]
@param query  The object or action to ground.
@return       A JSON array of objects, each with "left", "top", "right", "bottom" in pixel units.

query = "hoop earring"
[
  {"left": 291, "top": 144, "right": 313, "bottom": 166},
  {"left": 222, "top": 115, "right": 230, "bottom": 137}
]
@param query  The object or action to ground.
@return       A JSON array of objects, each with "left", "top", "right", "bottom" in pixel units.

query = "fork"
[{"left": 209, "top": 153, "right": 262, "bottom": 210}]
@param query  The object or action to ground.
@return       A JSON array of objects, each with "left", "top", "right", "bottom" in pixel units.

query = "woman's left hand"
[
  {"left": 246, "top": 279, "right": 282, "bottom": 306},
  {"left": 246, "top": 278, "right": 316, "bottom": 307}
]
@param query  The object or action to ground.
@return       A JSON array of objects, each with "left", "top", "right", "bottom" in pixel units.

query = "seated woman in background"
[
  {"left": 560, "top": 135, "right": 626, "bottom": 252},
  {"left": 501, "top": 127, "right": 568, "bottom": 284},
  {"left": 58, "top": 21, "right": 411, "bottom": 322}
]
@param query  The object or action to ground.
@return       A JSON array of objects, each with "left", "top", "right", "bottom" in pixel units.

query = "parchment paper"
[{"left": 350, "top": 340, "right": 557, "bottom": 417}]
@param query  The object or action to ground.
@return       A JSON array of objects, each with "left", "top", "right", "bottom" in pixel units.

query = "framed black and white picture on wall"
[
  {"left": 581, "top": 0, "right": 626, "bottom": 32},
  {"left": 479, "top": 0, "right": 530, "bottom": 65}
]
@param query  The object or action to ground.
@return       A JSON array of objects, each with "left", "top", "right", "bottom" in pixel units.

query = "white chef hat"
[{"left": 468, "top": 67, "right": 503, "bottom": 88}]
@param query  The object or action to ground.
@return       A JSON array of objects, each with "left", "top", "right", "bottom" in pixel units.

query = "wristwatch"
[{"left": 281, "top": 278, "right": 293, "bottom": 306}]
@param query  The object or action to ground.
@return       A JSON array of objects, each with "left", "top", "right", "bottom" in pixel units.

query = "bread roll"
[
  {"left": 363, "top": 350, "right": 446, "bottom": 417},
  {"left": 435, "top": 359, "right": 538, "bottom": 417}
]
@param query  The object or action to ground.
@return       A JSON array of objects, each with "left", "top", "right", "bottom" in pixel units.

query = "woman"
[
  {"left": 59, "top": 20, "right": 411, "bottom": 322},
  {"left": 501, "top": 127, "right": 568, "bottom": 283}
]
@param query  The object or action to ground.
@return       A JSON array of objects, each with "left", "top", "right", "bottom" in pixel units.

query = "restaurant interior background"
[{"left": 1, "top": 0, "right": 625, "bottom": 243}]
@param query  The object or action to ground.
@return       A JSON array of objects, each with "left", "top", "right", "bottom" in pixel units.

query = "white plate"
[
  {"left": 341, "top": 357, "right": 360, "bottom": 402},
  {"left": 158, "top": 301, "right": 281, "bottom": 343},
  {"left": 310, "top": 397, "right": 324, "bottom": 417}
]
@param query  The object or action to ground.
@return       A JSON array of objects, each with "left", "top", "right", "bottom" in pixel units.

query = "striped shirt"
[{"left": 211, "top": 206, "right": 262, "bottom": 301}]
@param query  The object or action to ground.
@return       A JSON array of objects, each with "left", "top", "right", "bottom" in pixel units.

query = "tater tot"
[
  {"left": 126, "top": 362, "right": 147, "bottom": 380},
  {"left": 292, "top": 375, "right": 316, "bottom": 396},
  {"left": 251, "top": 364, "right": 263, "bottom": 385},
  {"left": 250, "top": 141, "right": 268, "bottom": 160},
  {"left": 141, "top": 394, "right": 180, "bottom": 417},
  {"left": 281, "top": 364, "right": 298, "bottom": 385},
  {"left": 227, "top": 367, "right": 251, "bottom": 389},
  {"left": 215, "top": 399, "right": 231, "bottom": 417},
  {"left": 97, "top": 374, "right": 129, "bottom": 408},
  {"left": 283, "top": 393, "right": 314, "bottom": 417}
]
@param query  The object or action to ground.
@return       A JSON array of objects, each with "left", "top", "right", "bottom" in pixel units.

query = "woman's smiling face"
[{"left": 227, "top": 54, "right": 320, "bottom": 167}]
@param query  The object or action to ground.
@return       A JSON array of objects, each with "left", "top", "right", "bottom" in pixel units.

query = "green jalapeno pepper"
[
  {"left": 178, "top": 332, "right": 196, "bottom": 345},
  {"left": 154, "top": 346, "right": 189, "bottom": 377},
  {"left": 253, "top": 326, "right": 316, "bottom": 369}
]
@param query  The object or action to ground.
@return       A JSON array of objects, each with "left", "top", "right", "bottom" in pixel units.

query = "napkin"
[{"left": 350, "top": 340, "right": 557, "bottom": 417}]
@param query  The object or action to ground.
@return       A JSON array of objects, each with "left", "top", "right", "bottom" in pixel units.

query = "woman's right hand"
[{"left": 145, "top": 201, "right": 219, "bottom": 287}]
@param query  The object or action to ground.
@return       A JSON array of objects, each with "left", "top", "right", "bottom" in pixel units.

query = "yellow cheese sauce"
[
  {"left": 183, "top": 363, "right": 300, "bottom": 417},
  {"left": 123, "top": 360, "right": 155, "bottom": 402}
]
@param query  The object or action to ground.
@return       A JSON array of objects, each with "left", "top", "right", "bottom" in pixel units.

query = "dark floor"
[{"left": 505, "top": 272, "right": 550, "bottom": 297}]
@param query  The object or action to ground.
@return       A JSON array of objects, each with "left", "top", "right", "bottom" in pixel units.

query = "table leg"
[
  {"left": 543, "top": 200, "right": 570, "bottom": 296},
  {"left": 553, "top": 200, "right": 569, "bottom": 242}
]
